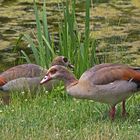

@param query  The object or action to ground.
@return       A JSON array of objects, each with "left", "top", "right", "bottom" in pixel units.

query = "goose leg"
[
  {"left": 109, "top": 106, "right": 116, "bottom": 120},
  {"left": 2, "top": 95, "right": 10, "bottom": 105},
  {"left": 122, "top": 100, "right": 128, "bottom": 117}
]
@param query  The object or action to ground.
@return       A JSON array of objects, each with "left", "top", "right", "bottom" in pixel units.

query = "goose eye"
[
  {"left": 63, "top": 57, "right": 68, "bottom": 63},
  {"left": 50, "top": 69, "right": 57, "bottom": 74}
]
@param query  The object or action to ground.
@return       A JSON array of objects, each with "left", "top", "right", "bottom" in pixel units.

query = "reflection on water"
[{"left": 0, "top": 0, "right": 140, "bottom": 71}]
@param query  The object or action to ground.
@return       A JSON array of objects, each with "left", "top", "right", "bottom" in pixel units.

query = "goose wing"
[
  {"left": 0, "top": 64, "right": 44, "bottom": 81},
  {"left": 80, "top": 64, "right": 140, "bottom": 85}
]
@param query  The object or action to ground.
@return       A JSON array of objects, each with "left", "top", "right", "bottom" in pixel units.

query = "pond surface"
[{"left": 0, "top": 0, "right": 140, "bottom": 71}]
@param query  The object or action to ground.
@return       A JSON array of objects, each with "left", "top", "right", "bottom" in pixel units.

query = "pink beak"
[{"left": 40, "top": 75, "right": 51, "bottom": 85}]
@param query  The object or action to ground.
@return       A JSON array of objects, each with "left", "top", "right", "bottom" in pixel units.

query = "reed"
[
  {"left": 22, "top": 0, "right": 55, "bottom": 68},
  {"left": 21, "top": 0, "right": 97, "bottom": 77},
  {"left": 58, "top": 0, "right": 97, "bottom": 77}
]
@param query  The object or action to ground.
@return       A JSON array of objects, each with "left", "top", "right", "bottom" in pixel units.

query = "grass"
[{"left": 0, "top": 90, "right": 140, "bottom": 140}]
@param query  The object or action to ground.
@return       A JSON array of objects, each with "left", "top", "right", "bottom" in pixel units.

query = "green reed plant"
[
  {"left": 58, "top": 0, "right": 97, "bottom": 77},
  {"left": 22, "top": 0, "right": 55, "bottom": 68},
  {"left": 21, "top": 0, "right": 97, "bottom": 76}
]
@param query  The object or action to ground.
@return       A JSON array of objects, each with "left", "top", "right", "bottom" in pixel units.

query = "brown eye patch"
[
  {"left": 50, "top": 68, "right": 57, "bottom": 74},
  {"left": 63, "top": 57, "right": 68, "bottom": 63}
]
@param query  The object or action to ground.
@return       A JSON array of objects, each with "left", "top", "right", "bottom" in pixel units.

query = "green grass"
[{"left": 0, "top": 89, "right": 140, "bottom": 140}]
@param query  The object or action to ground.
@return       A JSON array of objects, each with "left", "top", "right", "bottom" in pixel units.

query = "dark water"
[{"left": 0, "top": 0, "right": 140, "bottom": 72}]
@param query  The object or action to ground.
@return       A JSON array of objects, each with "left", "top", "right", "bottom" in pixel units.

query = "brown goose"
[
  {"left": 0, "top": 56, "right": 73, "bottom": 104},
  {"left": 0, "top": 77, "right": 55, "bottom": 92},
  {"left": 0, "top": 56, "right": 73, "bottom": 86},
  {"left": 40, "top": 64, "right": 140, "bottom": 120}
]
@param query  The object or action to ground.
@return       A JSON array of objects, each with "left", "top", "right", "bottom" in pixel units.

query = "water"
[{"left": 0, "top": 0, "right": 140, "bottom": 71}]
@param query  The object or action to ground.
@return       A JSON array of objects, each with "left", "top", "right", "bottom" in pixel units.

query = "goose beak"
[
  {"left": 68, "top": 63, "right": 74, "bottom": 69},
  {"left": 40, "top": 75, "right": 51, "bottom": 85}
]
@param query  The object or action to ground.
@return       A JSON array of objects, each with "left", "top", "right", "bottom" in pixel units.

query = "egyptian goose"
[
  {"left": 0, "top": 56, "right": 73, "bottom": 104},
  {"left": 0, "top": 56, "right": 73, "bottom": 86},
  {"left": 0, "top": 77, "right": 56, "bottom": 92},
  {"left": 40, "top": 64, "right": 140, "bottom": 120}
]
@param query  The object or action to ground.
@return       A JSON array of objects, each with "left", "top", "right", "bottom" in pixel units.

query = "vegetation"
[
  {"left": 21, "top": 0, "right": 97, "bottom": 77},
  {"left": 0, "top": 90, "right": 140, "bottom": 140},
  {"left": 0, "top": 0, "right": 140, "bottom": 140}
]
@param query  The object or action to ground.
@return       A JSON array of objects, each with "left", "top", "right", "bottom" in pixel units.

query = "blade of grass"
[
  {"left": 84, "top": 0, "right": 91, "bottom": 69},
  {"left": 42, "top": 0, "right": 52, "bottom": 65},
  {"left": 23, "top": 34, "right": 39, "bottom": 64},
  {"left": 33, "top": 0, "right": 43, "bottom": 48},
  {"left": 42, "top": 35, "right": 55, "bottom": 58},
  {"left": 21, "top": 50, "right": 32, "bottom": 63}
]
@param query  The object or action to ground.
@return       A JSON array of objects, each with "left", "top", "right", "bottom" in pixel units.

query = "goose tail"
[{"left": 0, "top": 77, "right": 7, "bottom": 86}]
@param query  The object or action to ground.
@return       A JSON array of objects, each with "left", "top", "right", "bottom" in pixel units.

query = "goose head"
[
  {"left": 51, "top": 56, "right": 74, "bottom": 69},
  {"left": 40, "top": 65, "right": 76, "bottom": 86}
]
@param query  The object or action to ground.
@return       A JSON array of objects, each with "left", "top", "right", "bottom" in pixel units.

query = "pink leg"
[
  {"left": 109, "top": 106, "right": 116, "bottom": 120},
  {"left": 2, "top": 95, "right": 10, "bottom": 105},
  {"left": 122, "top": 100, "right": 127, "bottom": 117}
]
